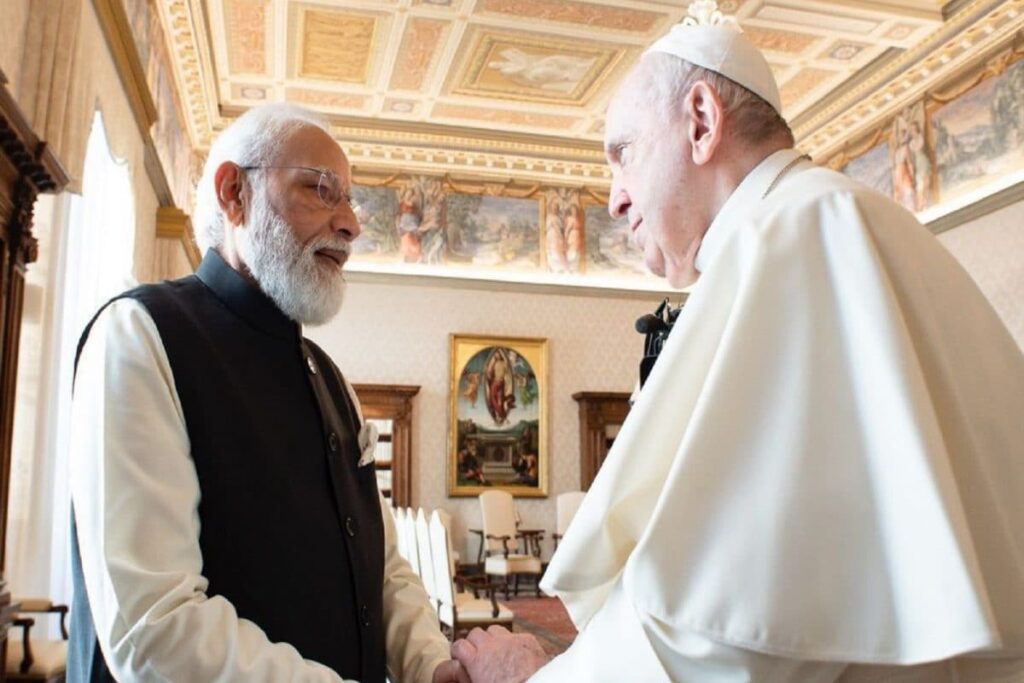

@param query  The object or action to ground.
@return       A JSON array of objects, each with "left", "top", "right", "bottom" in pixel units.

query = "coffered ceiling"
[{"left": 156, "top": 0, "right": 1024, "bottom": 186}]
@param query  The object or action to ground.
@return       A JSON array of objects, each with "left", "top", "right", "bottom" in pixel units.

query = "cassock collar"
[
  {"left": 196, "top": 249, "right": 301, "bottom": 341},
  {"left": 694, "top": 147, "right": 808, "bottom": 275}
]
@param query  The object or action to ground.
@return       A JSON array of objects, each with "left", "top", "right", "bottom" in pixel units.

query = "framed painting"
[{"left": 448, "top": 334, "right": 548, "bottom": 498}]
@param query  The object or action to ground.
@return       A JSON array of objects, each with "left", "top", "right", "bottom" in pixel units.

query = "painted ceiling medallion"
[{"left": 681, "top": 0, "right": 739, "bottom": 29}]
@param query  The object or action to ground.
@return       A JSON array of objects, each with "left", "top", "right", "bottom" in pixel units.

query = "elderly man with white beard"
[{"left": 68, "top": 104, "right": 467, "bottom": 683}]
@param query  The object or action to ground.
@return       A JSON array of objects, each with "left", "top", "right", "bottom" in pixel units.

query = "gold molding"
[
  {"left": 156, "top": 206, "right": 201, "bottom": 269},
  {"left": 91, "top": 0, "right": 158, "bottom": 139}
]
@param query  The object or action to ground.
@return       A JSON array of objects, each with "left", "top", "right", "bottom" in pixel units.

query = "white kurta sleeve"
[
  {"left": 70, "top": 299, "right": 346, "bottom": 682},
  {"left": 379, "top": 496, "right": 449, "bottom": 683},
  {"left": 530, "top": 580, "right": 847, "bottom": 683}
]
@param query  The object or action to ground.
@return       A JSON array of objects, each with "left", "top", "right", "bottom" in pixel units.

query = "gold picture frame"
[{"left": 448, "top": 334, "right": 548, "bottom": 498}]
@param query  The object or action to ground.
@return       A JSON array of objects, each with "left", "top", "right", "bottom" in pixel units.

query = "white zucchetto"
[{"left": 646, "top": 7, "right": 783, "bottom": 114}]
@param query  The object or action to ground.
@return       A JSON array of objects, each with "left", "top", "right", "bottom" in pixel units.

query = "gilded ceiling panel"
[
  {"left": 432, "top": 103, "right": 579, "bottom": 130},
  {"left": 224, "top": 0, "right": 268, "bottom": 75},
  {"left": 743, "top": 26, "right": 819, "bottom": 55},
  {"left": 780, "top": 67, "right": 836, "bottom": 109},
  {"left": 475, "top": 0, "right": 666, "bottom": 34},
  {"left": 450, "top": 29, "right": 624, "bottom": 105},
  {"left": 389, "top": 18, "right": 449, "bottom": 91},
  {"left": 285, "top": 88, "right": 369, "bottom": 110},
  {"left": 289, "top": 4, "right": 381, "bottom": 83}
]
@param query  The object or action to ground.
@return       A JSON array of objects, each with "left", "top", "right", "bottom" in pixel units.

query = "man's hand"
[
  {"left": 433, "top": 658, "right": 472, "bottom": 683},
  {"left": 451, "top": 626, "right": 550, "bottom": 683}
]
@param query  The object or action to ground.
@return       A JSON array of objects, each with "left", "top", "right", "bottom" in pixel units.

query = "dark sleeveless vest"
[{"left": 68, "top": 250, "right": 386, "bottom": 682}]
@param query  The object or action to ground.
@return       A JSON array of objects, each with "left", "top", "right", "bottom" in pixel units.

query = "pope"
[{"left": 451, "top": 4, "right": 1024, "bottom": 682}]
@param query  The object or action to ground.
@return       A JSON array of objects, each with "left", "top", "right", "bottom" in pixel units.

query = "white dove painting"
[{"left": 486, "top": 48, "right": 597, "bottom": 93}]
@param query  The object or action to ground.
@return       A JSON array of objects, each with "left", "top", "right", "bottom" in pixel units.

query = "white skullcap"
[{"left": 646, "top": 24, "right": 783, "bottom": 114}]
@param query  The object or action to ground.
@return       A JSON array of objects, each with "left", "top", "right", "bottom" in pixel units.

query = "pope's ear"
[
  {"left": 214, "top": 162, "right": 247, "bottom": 227},
  {"left": 684, "top": 81, "right": 725, "bottom": 165}
]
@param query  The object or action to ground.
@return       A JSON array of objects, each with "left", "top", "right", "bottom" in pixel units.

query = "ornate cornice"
[
  {"left": 158, "top": 0, "right": 217, "bottom": 148},
  {"left": 798, "top": 0, "right": 1024, "bottom": 160}
]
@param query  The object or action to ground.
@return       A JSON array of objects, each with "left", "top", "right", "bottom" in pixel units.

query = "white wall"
[
  {"left": 307, "top": 280, "right": 660, "bottom": 562},
  {"left": 938, "top": 200, "right": 1024, "bottom": 350}
]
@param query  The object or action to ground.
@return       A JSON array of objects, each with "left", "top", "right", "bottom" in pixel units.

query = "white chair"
[
  {"left": 400, "top": 508, "right": 421, "bottom": 576},
  {"left": 414, "top": 508, "right": 439, "bottom": 613},
  {"left": 552, "top": 491, "right": 586, "bottom": 551},
  {"left": 393, "top": 507, "right": 409, "bottom": 561},
  {"left": 479, "top": 490, "right": 542, "bottom": 598},
  {"left": 430, "top": 511, "right": 513, "bottom": 640},
  {"left": 6, "top": 598, "right": 68, "bottom": 683},
  {"left": 434, "top": 508, "right": 463, "bottom": 574}
]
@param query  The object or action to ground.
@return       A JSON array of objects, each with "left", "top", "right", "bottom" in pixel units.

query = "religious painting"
[
  {"left": 448, "top": 334, "right": 548, "bottom": 498},
  {"left": 842, "top": 142, "right": 893, "bottom": 198},
  {"left": 583, "top": 203, "right": 648, "bottom": 277},
  {"left": 544, "top": 188, "right": 583, "bottom": 274},
  {"left": 452, "top": 29, "right": 618, "bottom": 105},
  {"left": 930, "top": 56, "right": 1024, "bottom": 205},
  {"left": 445, "top": 194, "right": 541, "bottom": 270},
  {"left": 889, "top": 101, "right": 934, "bottom": 212},
  {"left": 397, "top": 176, "right": 447, "bottom": 264},
  {"left": 351, "top": 185, "right": 400, "bottom": 257}
]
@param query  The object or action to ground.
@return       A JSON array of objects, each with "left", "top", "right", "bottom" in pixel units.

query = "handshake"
[{"left": 433, "top": 626, "right": 551, "bottom": 683}]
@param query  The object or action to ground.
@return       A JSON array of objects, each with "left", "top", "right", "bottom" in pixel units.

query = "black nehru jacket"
[{"left": 68, "top": 249, "right": 385, "bottom": 682}]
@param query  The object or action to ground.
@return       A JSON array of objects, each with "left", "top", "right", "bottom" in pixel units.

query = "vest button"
[
  {"left": 306, "top": 356, "right": 317, "bottom": 374},
  {"left": 328, "top": 432, "right": 339, "bottom": 452},
  {"left": 345, "top": 516, "right": 357, "bottom": 537},
  {"left": 360, "top": 604, "right": 370, "bottom": 627}
]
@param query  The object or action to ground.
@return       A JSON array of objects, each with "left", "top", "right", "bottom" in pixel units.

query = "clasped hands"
[{"left": 433, "top": 626, "right": 550, "bottom": 683}]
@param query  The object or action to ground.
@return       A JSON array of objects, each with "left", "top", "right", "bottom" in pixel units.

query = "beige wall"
[
  {"left": 306, "top": 281, "right": 659, "bottom": 561},
  {"left": 938, "top": 200, "right": 1024, "bottom": 350}
]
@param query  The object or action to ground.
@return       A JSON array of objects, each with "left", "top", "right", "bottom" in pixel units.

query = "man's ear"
[
  {"left": 214, "top": 162, "right": 247, "bottom": 227},
  {"left": 684, "top": 81, "right": 725, "bottom": 166}
]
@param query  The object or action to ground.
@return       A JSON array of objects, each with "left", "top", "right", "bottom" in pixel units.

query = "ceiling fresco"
[{"left": 150, "top": 0, "right": 1022, "bottom": 187}]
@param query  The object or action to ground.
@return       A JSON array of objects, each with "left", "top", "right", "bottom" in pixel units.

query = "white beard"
[{"left": 236, "top": 190, "right": 348, "bottom": 326}]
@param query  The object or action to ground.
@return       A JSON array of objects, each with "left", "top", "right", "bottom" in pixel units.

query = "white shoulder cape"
[{"left": 541, "top": 150, "right": 1024, "bottom": 664}]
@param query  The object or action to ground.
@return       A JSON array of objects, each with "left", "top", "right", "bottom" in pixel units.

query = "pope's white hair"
[
  {"left": 640, "top": 51, "right": 794, "bottom": 148},
  {"left": 193, "top": 103, "right": 332, "bottom": 255}
]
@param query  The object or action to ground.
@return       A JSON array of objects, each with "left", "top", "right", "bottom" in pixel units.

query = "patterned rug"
[{"left": 510, "top": 596, "right": 578, "bottom": 657}]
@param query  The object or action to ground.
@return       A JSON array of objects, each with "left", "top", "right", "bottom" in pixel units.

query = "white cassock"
[{"left": 536, "top": 149, "right": 1024, "bottom": 682}]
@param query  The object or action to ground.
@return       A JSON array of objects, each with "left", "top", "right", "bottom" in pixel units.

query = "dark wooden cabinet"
[
  {"left": 572, "top": 391, "right": 631, "bottom": 491},
  {"left": 353, "top": 384, "right": 419, "bottom": 508},
  {"left": 0, "top": 69, "right": 69, "bottom": 680}
]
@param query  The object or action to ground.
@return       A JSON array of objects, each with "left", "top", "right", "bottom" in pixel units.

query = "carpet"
[{"left": 511, "top": 596, "right": 578, "bottom": 657}]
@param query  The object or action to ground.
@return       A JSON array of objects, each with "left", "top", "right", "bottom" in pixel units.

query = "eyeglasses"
[{"left": 239, "top": 165, "right": 353, "bottom": 211}]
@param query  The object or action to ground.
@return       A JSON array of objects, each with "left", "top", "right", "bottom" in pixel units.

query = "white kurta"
[
  {"left": 70, "top": 299, "right": 450, "bottom": 683},
  {"left": 538, "top": 149, "right": 1024, "bottom": 681}
]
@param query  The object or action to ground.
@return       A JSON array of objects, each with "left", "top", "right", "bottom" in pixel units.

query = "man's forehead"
[{"left": 280, "top": 125, "right": 350, "bottom": 176}]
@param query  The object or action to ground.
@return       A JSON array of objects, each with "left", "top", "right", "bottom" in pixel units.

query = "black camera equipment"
[{"left": 636, "top": 298, "right": 683, "bottom": 389}]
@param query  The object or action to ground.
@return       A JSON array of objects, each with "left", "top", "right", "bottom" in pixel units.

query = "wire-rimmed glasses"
[{"left": 239, "top": 165, "right": 352, "bottom": 211}]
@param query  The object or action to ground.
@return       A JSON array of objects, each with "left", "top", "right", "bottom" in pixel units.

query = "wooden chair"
[
  {"left": 430, "top": 511, "right": 513, "bottom": 640},
  {"left": 5, "top": 598, "right": 68, "bottom": 683},
  {"left": 552, "top": 491, "right": 586, "bottom": 551},
  {"left": 479, "top": 491, "right": 542, "bottom": 598}
]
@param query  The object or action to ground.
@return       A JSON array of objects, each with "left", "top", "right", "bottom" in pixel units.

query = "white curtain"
[{"left": 7, "top": 109, "right": 136, "bottom": 636}]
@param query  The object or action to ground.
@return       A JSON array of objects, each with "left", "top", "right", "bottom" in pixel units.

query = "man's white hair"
[{"left": 193, "top": 103, "right": 332, "bottom": 255}]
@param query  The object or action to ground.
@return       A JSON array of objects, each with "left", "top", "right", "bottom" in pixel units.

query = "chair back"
[
  {"left": 556, "top": 491, "right": 586, "bottom": 536},
  {"left": 401, "top": 509, "right": 421, "bottom": 575},
  {"left": 479, "top": 490, "right": 518, "bottom": 553},
  {"left": 434, "top": 508, "right": 458, "bottom": 577},
  {"left": 414, "top": 508, "right": 438, "bottom": 602},
  {"left": 394, "top": 507, "right": 409, "bottom": 560},
  {"left": 429, "top": 511, "right": 457, "bottom": 607}
]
